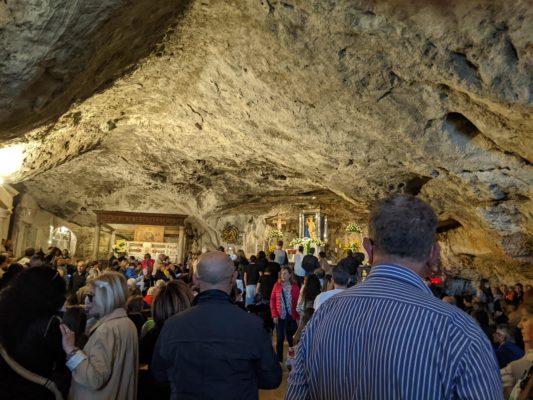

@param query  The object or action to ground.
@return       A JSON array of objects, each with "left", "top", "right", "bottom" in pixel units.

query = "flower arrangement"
[
  {"left": 268, "top": 229, "right": 284, "bottom": 239},
  {"left": 342, "top": 240, "right": 361, "bottom": 252},
  {"left": 289, "top": 238, "right": 305, "bottom": 247},
  {"left": 268, "top": 245, "right": 276, "bottom": 254},
  {"left": 311, "top": 238, "right": 326, "bottom": 247},
  {"left": 113, "top": 239, "right": 128, "bottom": 255},
  {"left": 345, "top": 223, "right": 363, "bottom": 234},
  {"left": 289, "top": 237, "right": 325, "bottom": 247}
]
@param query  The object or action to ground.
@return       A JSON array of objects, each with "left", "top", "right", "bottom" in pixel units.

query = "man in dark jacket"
[
  {"left": 337, "top": 250, "right": 362, "bottom": 285},
  {"left": 301, "top": 247, "right": 320, "bottom": 276},
  {"left": 152, "top": 251, "right": 282, "bottom": 400},
  {"left": 68, "top": 260, "right": 87, "bottom": 295}
]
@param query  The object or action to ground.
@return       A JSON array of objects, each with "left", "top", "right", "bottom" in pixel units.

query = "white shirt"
[
  {"left": 313, "top": 288, "right": 346, "bottom": 310},
  {"left": 17, "top": 256, "right": 31, "bottom": 266},
  {"left": 293, "top": 252, "right": 305, "bottom": 277}
]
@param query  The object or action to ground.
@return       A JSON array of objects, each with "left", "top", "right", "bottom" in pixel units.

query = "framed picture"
[
  {"left": 134, "top": 225, "right": 165, "bottom": 243},
  {"left": 299, "top": 210, "right": 327, "bottom": 241}
]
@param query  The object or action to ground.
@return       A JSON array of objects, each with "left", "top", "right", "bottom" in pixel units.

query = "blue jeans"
[
  {"left": 275, "top": 317, "right": 297, "bottom": 362},
  {"left": 245, "top": 284, "right": 256, "bottom": 306}
]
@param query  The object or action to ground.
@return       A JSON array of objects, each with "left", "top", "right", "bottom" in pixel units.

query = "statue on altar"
[
  {"left": 299, "top": 210, "right": 327, "bottom": 242},
  {"left": 304, "top": 216, "right": 317, "bottom": 239}
]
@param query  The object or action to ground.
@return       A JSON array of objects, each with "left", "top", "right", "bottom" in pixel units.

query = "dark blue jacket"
[
  {"left": 496, "top": 341, "right": 524, "bottom": 368},
  {"left": 152, "top": 290, "right": 281, "bottom": 400}
]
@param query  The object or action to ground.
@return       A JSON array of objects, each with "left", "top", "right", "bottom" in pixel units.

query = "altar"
[
  {"left": 286, "top": 209, "right": 327, "bottom": 260},
  {"left": 93, "top": 211, "right": 187, "bottom": 263}
]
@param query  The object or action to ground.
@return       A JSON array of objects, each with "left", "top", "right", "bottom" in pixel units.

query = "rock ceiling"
[{"left": 0, "top": 0, "right": 532, "bottom": 275}]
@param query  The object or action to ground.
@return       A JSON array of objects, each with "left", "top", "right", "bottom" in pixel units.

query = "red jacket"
[{"left": 270, "top": 282, "right": 300, "bottom": 320}]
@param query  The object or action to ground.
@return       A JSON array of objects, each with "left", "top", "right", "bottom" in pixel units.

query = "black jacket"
[
  {"left": 68, "top": 271, "right": 87, "bottom": 294},
  {"left": 302, "top": 254, "right": 320, "bottom": 274},
  {"left": 338, "top": 255, "right": 360, "bottom": 275},
  {"left": 0, "top": 316, "right": 69, "bottom": 399},
  {"left": 152, "top": 290, "right": 281, "bottom": 400}
]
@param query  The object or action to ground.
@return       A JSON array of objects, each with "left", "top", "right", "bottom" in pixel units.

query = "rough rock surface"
[{"left": 0, "top": 0, "right": 531, "bottom": 281}]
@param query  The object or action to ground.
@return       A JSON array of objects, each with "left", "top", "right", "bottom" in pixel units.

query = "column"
[
  {"left": 0, "top": 208, "right": 9, "bottom": 242},
  {"left": 177, "top": 225, "right": 185, "bottom": 265},
  {"left": 108, "top": 230, "right": 116, "bottom": 255},
  {"left": 92, "top": 224, "right": 101, "bottom": 261}
]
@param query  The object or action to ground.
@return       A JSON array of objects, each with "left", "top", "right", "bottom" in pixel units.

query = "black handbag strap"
[{"left": 280, "top": 285, "right": 291, "bottom": 317}]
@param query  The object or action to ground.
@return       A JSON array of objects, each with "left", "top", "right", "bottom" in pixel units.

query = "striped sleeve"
[{"left": 454, "top": 338, "right": 504, "bottom": 400}]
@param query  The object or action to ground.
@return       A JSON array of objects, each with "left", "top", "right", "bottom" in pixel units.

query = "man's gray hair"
[
  {"left": 196, "top": 251, "right": 235, "bottom": 284},
  {"left": 368, "top": 194, "right": 438, "bottom": 262},
  {"left": 496, "top": 324, "right": 514, "bottom": 343}
]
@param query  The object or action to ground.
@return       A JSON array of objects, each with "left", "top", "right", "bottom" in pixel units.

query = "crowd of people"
[{"left": 0, "top": 194, "right": 531, "bottom": 399}]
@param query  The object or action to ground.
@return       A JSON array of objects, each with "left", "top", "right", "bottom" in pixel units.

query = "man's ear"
[
  {"left": 428, "top": 242, "right": 441, "bottom": 268},
  {"left": 230, "top": 270, "right": 238, "bottom": 284},
  {"left": 363, "top": 237, "right": 373, "bottom": 264}
]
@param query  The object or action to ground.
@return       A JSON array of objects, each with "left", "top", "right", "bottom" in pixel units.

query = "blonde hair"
[{"left": 89, "top": 271, "right": 128, "bottom": 317}]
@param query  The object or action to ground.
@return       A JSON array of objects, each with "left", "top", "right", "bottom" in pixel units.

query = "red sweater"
[{"left": 270, "top": 282, "right": 300, "bottom": 320}]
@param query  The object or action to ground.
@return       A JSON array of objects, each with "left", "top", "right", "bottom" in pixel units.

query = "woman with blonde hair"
[{"left": 60, "top": 271, "right": 138, "bottom": 400}]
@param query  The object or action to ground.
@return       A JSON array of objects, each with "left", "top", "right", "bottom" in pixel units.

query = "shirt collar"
[
  {"left": 366, "top": 264, "right": 433, "bottom": 295},
  {"left": 192, "top": 289, "right": 234, "bottom": 306}
]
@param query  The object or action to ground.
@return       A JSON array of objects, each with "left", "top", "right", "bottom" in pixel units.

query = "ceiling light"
[{"left": 0, "top": 144, "right": 24, "bottom": 177}]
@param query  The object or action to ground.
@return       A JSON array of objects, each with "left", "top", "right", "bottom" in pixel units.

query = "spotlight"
[{"left": 0, "top": 144, "right": 24, "bottom": 178}]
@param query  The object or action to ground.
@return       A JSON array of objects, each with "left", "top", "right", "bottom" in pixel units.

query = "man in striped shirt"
[{"left": 286, "top": 195, "right": 503, "bottom": 400}]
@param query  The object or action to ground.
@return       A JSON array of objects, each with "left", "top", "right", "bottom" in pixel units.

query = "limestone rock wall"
[{"left": 0, "top": 0, "right": 530, "bottom": 282}]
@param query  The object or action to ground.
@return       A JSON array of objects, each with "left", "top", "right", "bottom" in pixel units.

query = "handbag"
[
  {"left": 280, "top": 286, "right": 293, "bottom": 321},
  {"left": 0, "top": 343, "right": 63, "bottom": 400}
]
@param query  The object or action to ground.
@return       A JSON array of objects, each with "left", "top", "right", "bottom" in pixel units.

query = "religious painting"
[{"left": 134, "top": 225, "right": 165, "bottom": 243}]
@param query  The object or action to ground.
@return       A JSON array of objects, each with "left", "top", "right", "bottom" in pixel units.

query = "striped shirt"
[{"left": 285, "top": 264, "right": 503, "bottom": 400}]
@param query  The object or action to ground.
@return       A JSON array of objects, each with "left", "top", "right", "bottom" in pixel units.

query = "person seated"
[{"left": 494, "top": 324, "right": 525, "bottom": 368}]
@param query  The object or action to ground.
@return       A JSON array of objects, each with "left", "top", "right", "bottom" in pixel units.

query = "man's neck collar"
[{"left": 371, "top": 255, "right": 429, "bottom": 279}]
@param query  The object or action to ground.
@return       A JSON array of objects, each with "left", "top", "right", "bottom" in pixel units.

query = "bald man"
[{"left": 152, "top": 251, "right": 281, "bottom": 400}]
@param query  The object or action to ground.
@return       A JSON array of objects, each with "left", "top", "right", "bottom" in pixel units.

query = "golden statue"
[{"left": 306, "top": 216, "right": 317, "bottom": 239}]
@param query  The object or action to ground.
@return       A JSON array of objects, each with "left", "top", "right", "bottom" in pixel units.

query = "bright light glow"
[{"left": 0, "top": 144, "right": 24, "bottom": 177}]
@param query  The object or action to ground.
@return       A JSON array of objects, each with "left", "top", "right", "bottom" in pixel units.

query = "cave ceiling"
[{"left": 0, "top": 0, "right": 532, "bottom": 268}]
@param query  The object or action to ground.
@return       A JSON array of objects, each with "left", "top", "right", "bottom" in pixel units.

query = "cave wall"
[{"left": 0, "top": 0, "right": 530, "bottom": 281}]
